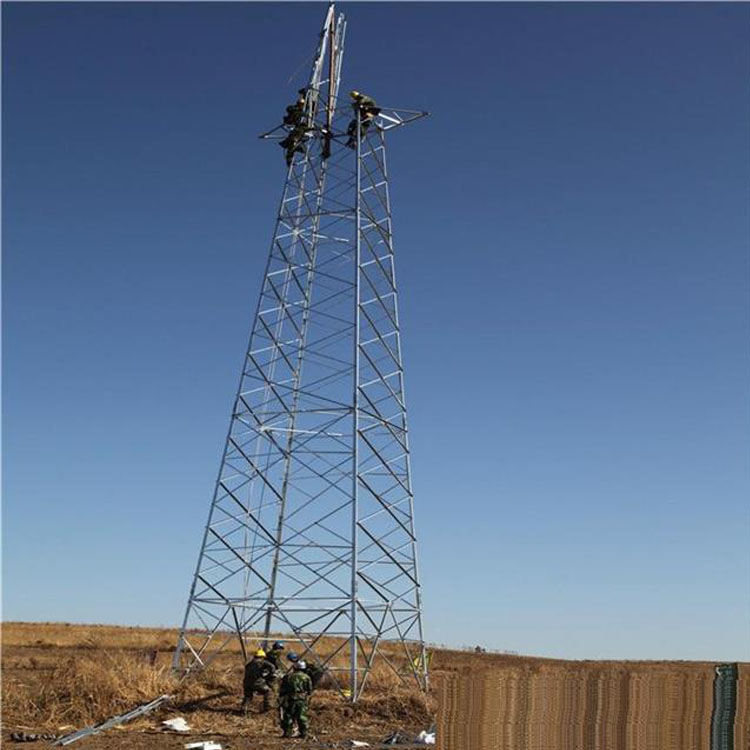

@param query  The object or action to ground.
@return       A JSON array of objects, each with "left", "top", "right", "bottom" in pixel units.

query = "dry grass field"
[
  {"left": 3, "top": 622, "right": 747, "bottom": 750},
  {"left": 2, "top": 622, "right": 435, "bottom": 748}
]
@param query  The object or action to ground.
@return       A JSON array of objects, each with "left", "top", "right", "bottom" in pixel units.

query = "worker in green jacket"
[
  {"left": 265, "top": 641, "right": 286, "bottom": 671},
  {"left": 263, "top": 640, "right": 285, "bottom": 701},
  {"left": 346, "top": 90, "right": 381, "bottom": 148},
  {"left": 279, "top": 88, "right": 310, "bottom": 166},
  {"left": 283, "top": 89, "right": 307, "bottom": 127},
  {"left": 242, "top": 648, "right": 274, "bottom": 714},
  {"left": 286, "top": 651, "right": 325, "bottom": 688},
  {"left": 279, "top": 660, "right": 313, "bottom": 738},
  {"left": 279, "top": 125, "right": 306, "bottom": 166}
]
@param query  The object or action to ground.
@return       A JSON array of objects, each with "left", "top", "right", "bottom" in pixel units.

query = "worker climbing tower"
[{"left": 173, "top": 4, "right": 428, "bottom": 701}]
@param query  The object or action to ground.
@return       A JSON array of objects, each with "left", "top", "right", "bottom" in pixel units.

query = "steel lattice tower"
[{"left": 173, "top": 4, "right": 428, "bottom": 701}]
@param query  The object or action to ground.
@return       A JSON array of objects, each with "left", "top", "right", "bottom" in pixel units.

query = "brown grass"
[
  {"left": 1, "top": 623, "right": 435, "bottom": 739},
  {"left": 3, "top": 651, "right": 177, "bottom": 728}
]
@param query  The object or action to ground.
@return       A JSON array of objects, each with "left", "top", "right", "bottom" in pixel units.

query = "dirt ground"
[{"left": 3, "top": 623, "right": 747, "bottom": 750}]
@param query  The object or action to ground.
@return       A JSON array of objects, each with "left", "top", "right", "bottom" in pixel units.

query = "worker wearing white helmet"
[{"left": 279, "top": 659, "right": 313, "bottom": 738}]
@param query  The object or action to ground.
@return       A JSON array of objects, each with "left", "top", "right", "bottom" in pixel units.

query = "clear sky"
[{"left": 3, "top": 2, "right": 749, "bottom": 661}]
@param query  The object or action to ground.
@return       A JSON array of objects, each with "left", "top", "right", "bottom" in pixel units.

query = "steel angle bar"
[
  {"left": 186, "top": 615, "right": 236, "bottom": 665},
  {"left": 371, "top": 109, "right": 428, "bottom": 131},
  {"left": 356, "top": 567, "right": 417, "bottom": 601},
  {"left": 366, "top": 569, "right": 419, "bottom": 600},
  {"left": 358, "top": 451, "right": 410, "bottom": 479},
  {"left": 359, "top": 254, "right": 395, "bottom": 271},
  {"left": 354, "top": 611, "right": 390, "bottom": 699},
  {"left": 355, "top": 549, "right": 416, "bottom": 593},
  {"left": 358, "top": 309, "right": 400, "bottom": 365},
  {"left": 357, "top": 434, "right": 409, "bottom": 493},
  {"left": 359, "top": 243, "right": 396, "bottom": 292},
  {"left": 389, "top": 613, "right": 423, "bottom": 684},
  {"left": 358, "top": 360, "right": 402, "bottom": 389},
  {"left": 357, "top": 500, "right": 412, "bottom": 529},
  {"left": 53, "top": 695, "right": 174, "bottom": 747},
  {"left": 360, "top": 329, "right": 398, "bottom": 348},
  {"left": 357, "top": 392, "right": 407, "bottom": 434},
  {"left": 357, "top": 482, "right": 414, "bottom": 536}
]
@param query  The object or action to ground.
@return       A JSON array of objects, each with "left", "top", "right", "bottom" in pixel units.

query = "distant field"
[{"left": 2, "top": 622, "right": 747, "bottom": 750}]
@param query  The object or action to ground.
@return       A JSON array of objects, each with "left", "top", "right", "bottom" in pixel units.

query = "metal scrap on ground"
[
  {"left": 52, "top": 694, "right": 173, "bottom": 746},
  {"left": 162, "top": 717, "right": 191, "bottom": 732}
]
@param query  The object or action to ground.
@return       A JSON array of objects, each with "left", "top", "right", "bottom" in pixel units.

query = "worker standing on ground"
[
  {"left": 242, "top": 648, "right": 274, "bottom": 714},
  {"left": 264, "top": 640, "right": 285, "bottom": 705},
  {"left": 346, "top": 90, "right": 381, "bottom": 148},
  {"left": 279, "top": 660, "right": 313, "bottom": 738},
  {"left": 287, "top": 651, "right": 325, "bottom": 688},
  {"left": 266, "top": 641, "right": 286, "bottom": 671}
]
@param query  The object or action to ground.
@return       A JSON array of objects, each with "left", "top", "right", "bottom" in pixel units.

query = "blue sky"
[{"left": 3, "top": 2, "right": 748, "bottom": 661}]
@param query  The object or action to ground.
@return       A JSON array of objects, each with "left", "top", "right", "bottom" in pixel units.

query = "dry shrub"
[
  {"left": 2, "top": 650, "right": 178, "bottom": 730},
  {"left": 181, "top": 662, "right": 238, "bottom": 696},
  {"left": 357, "top": 687, "right": 434, "bottom": 724}
]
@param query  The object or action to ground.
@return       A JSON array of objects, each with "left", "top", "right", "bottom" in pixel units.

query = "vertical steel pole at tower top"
[{"left": 173, "top": 2, "right": 430, "bottom": 701}]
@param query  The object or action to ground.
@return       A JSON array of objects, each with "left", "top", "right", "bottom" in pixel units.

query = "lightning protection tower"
[{"left": 173, "top": 4, "right": 428, "bottom": 701}]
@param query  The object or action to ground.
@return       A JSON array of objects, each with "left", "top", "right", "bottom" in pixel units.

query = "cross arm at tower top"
[
  {"left": 373, "top": 108, "right": 430, "bottom": 132},
  {"left": 257, "top": 106, "right": 428, "bottom": 141}
]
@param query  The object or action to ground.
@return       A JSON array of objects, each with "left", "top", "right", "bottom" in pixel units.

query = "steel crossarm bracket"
[{"left": 374, "top": 108, "right": 429, "bottom": 131}]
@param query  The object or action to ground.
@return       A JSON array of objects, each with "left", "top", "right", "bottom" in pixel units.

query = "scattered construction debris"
[
  {"left": 383, "top": 732, "right": 408, "bottom": 745},
  {"left": 185, "top": 742, "right": 222, "bottom": 750},
  {"left": 162, "top": 717, "right": 191, "bottom": 732},
  {"left": 382, "top": 729, "right": 436, "bottom": 745},
  {"left": 52, "top": 694, "right": 172, "bottom": 746},
  {"left": 416, "top": 730, "right": 436, "bottom": 745}
]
